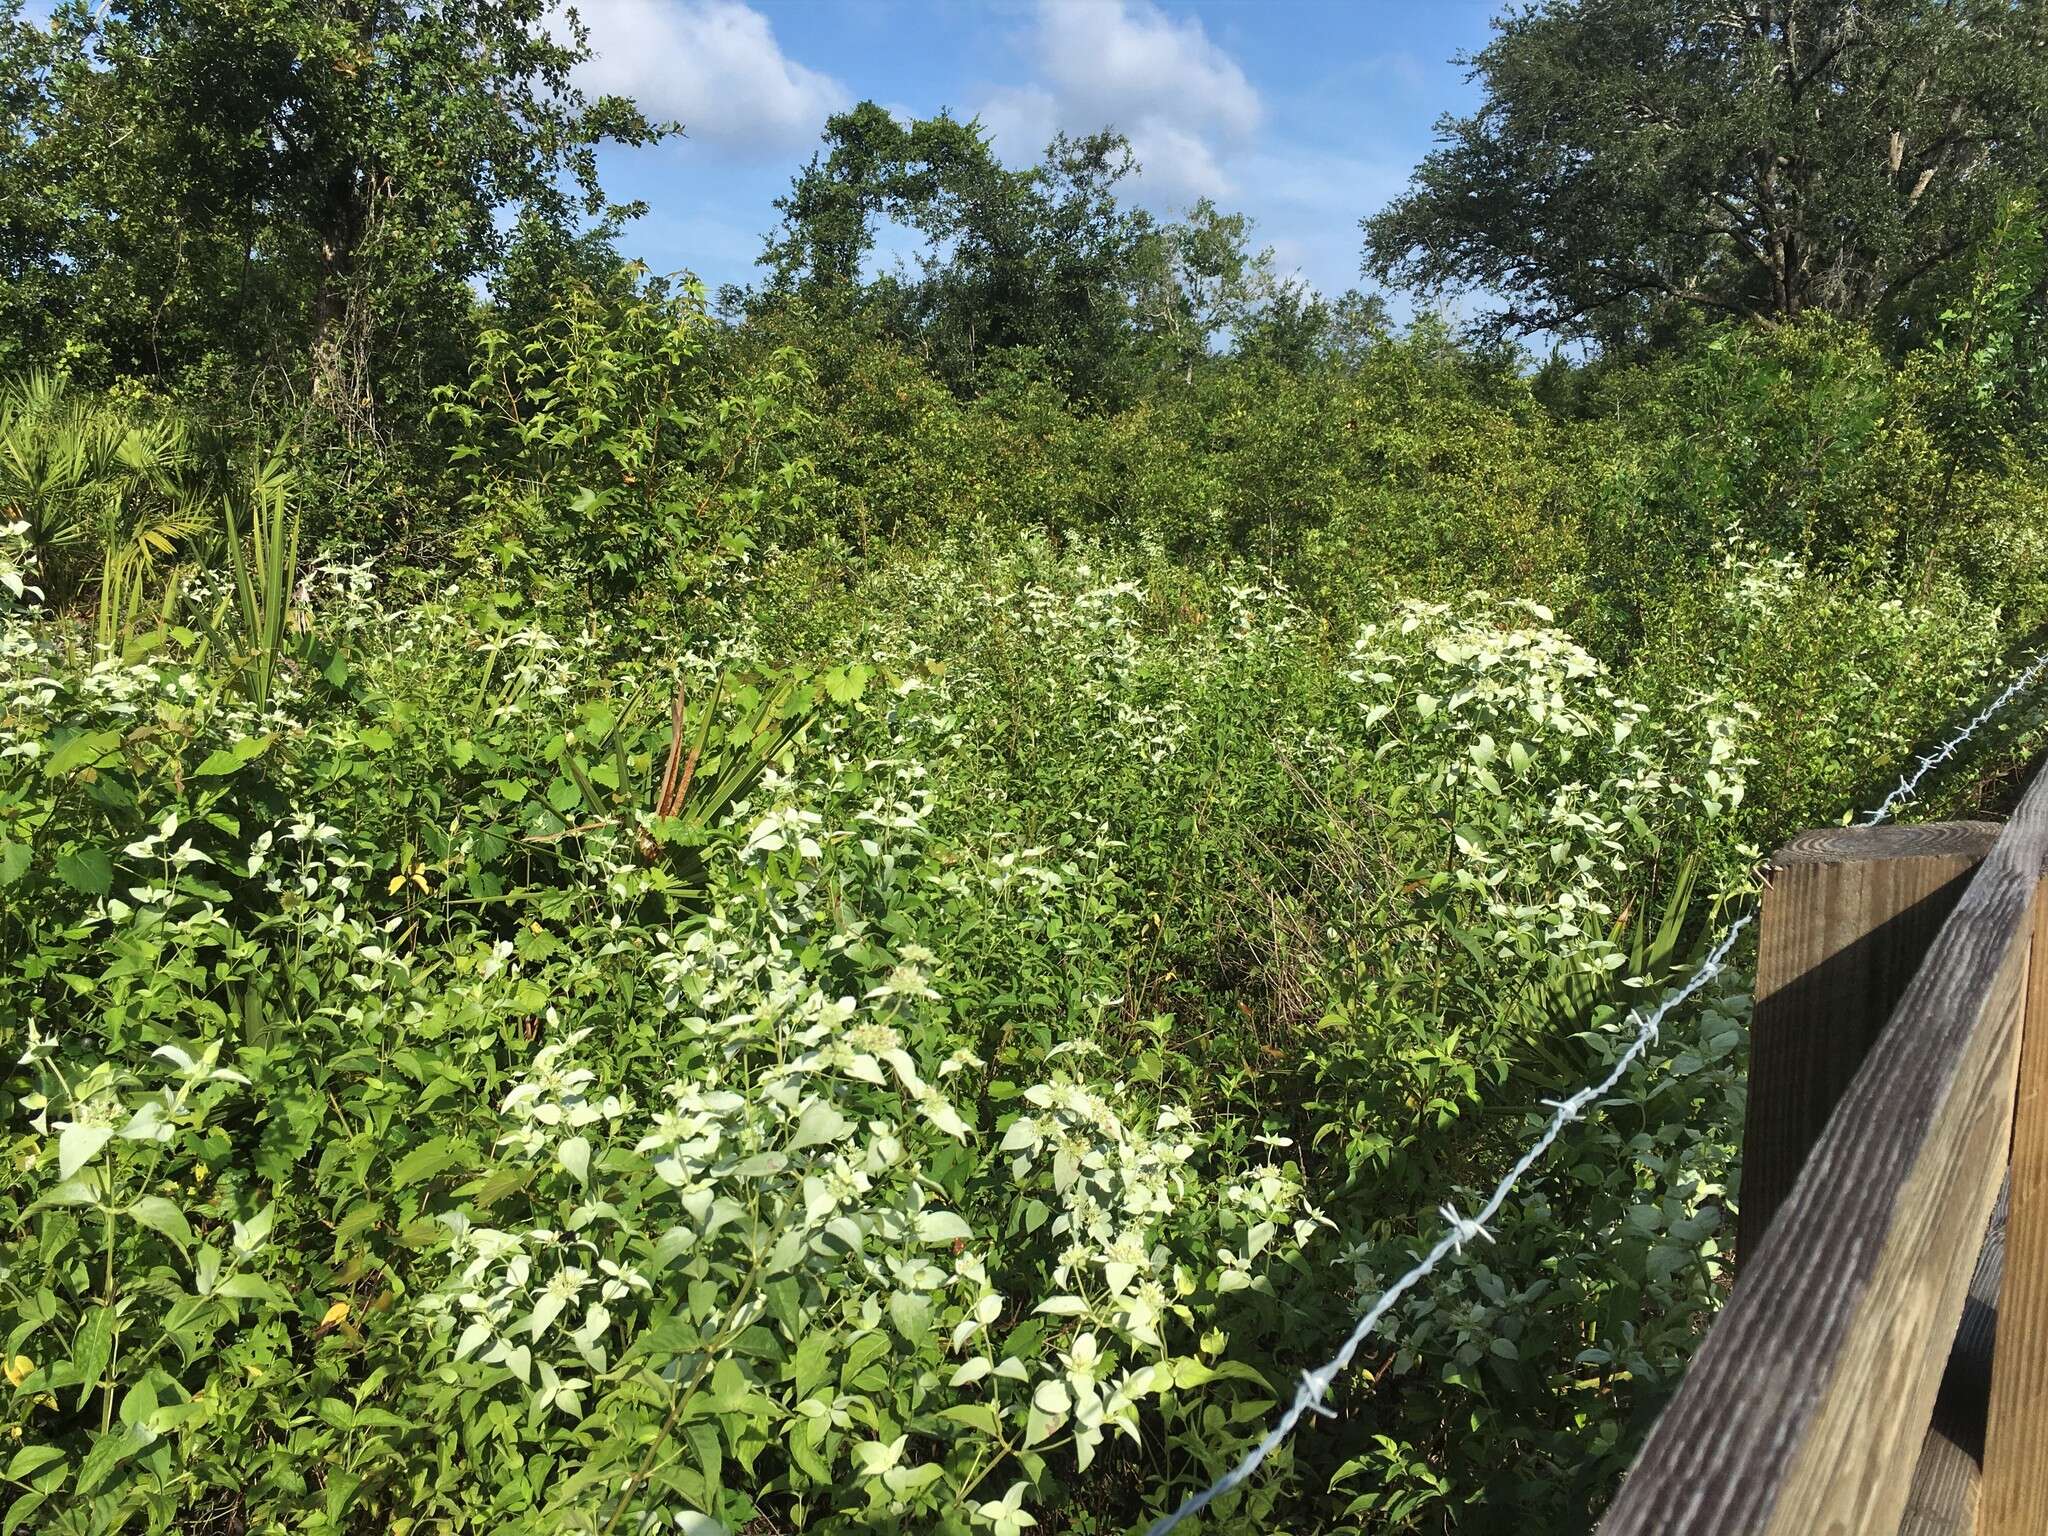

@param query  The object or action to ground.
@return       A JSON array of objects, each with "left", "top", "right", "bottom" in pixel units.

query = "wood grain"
[
  {"left": 1982, "top": 885, "right": 2048, "bottom": 1536},
  {"left": 1598, "top": 772, "right": 2048, "bottom": 1536},
  {"left": 1741, "top": 823, "right": 2000, "bottom": 1265},
  {"left": 1899, "top": 1179, "right": 2008, "bottom": 1536}
]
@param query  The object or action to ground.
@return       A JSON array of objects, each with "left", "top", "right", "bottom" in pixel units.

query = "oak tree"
[{"left": 1364, "top": 0, "right": 2048, "bottom": 347}]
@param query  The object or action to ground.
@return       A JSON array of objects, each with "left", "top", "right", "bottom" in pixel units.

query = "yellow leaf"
[
  {"left": 4, "top": 1355, "right": 31, "bottom": 1387},
  {"left": 386, "top": 874, "right": 404, "bottom": 895},
  {"left": 319, "top": 1301, "right": 349, "bottom": 1329}
]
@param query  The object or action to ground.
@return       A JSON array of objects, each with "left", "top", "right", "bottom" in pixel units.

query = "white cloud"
[
  {"left": 978, "top": 84, "right": 1060, "bottom": 163},
  {"left": 1034, "top": 0, "right": 1261, "bottom": 141},
  {"left": 566, "top": 0, "right": 849, "bottom": 153},
  {"left": 979, "top": 0, "right": 1262, "bottom": 200},
  {"left": 1121, "top": 120, "right": 1232, "bottom": 201}
]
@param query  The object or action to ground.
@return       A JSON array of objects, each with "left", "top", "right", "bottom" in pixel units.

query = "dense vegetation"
[{"left": 4, "top": 2, "right": 2048, "bottom": 1533}]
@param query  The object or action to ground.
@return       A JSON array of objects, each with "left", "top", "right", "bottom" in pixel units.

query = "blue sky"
[{"left": 572, "top": 0, "right": 1503, "bottom": 304}]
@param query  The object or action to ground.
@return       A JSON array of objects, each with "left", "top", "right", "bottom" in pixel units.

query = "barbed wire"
[
  {"left": 1145, "top": 652, "right": 2048, "bottom": 1536},
  {"left": 1862, "top": 649, "right": 2048, "bottom": 824}
]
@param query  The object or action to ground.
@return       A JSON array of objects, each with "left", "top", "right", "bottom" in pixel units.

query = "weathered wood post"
[
  {"left": 1982, "top": 880, "right": 2048, "bottom": 1535},
  {"left": 1740, "top": 823, "right": 2000, "bottom": 1263},
  {"left": 1741, "top": 823, "right": 2010, "bottom": 1536},
  {"left": 1598, "top": 766, "right": 2048, "bottom": 1536}
]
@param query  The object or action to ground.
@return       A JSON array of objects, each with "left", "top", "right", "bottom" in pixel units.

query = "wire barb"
[
  {"left": 1143, "top": 652, "right": 2047, "bottom": 1536},
  {"left": 1438, "top": 1203, "right": 1494, "bottom": 1252},
  {"left": 1861, "top": 651, "right": 2048, "bottom": 825}
]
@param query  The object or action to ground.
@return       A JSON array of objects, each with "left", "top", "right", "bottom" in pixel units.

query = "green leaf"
[
  {"left": 787, "top": 1099, "right": 853, "bottom": 1150},
  {"left": 43, "top": 729, "right": 119, "bottom": 780},
  {"left": 125, "top": 1196, "right": 193, "bottom": 1253},
  {"left": 886, "top": 1291, "right": 931, "bottom": 1343},
  {"left": 912, "top": 1210, "right": 974, "bottom": 1244},
  {"left": 213, "top": 1274, "right": 287, "bottom": 1305},
  {"left": 686, "top": 1419, "right": 723, "bottom": 1500},
  {"left": 57, "top": 1124, "right": 112, "bottom": 1181},
  {"left": 0, "top": 842, "right": 28, "bottom": 887},
  {"left": 53, "top": 846, "right": 112, "bottom": 896},
  {"left": 885, "top": 1462, "right": 944, "bottom": 1497},
  {"left": 556, "top": 1135, "right": 590, "bottom": 1184},
  {"left": 116, "top": 1376, "right": 159, "bottom": 1430},
  {"left": 1033, "top": 1295, "right": 1088, "bottom": 1317},
  {"left": 852, "top": 1436, "right": 905, "bottom": 1476},
  {"left": 1026, "top": 1378, "right": 1071, "bottom": 1445},
  {"left": 72, "top": 1428, "right": 144, "bottom": 1498},
  {"left": 30, "top": 1177, "right": 98, "bottom": 1208},
  {"left": 390, "top": 1137, "right": 462, "bottom": 1189},
  {"left": 69, "top": 1308, "right": 114, "bottom": 1407},
  {"left": 335, "top": 1203, "right": 382, "bottom": 1243},
  {"left": 939, "top": 1402, "right": 1000, "bottom": 1434},
  {"left": 840, "top": 1330, "right": 891, "bottom": 1389},
  {"left": 255, "top": 1088, "right": 322, "bottom": 1182},
  {"left": 792, "top": 1332, "right": 831, "bottom": 1400},
  {"left": 821, "top": 664, "right": 871, "bottom": 704},
  {"left": 3, "top": 1445, "right": 65, "bottom": 1482}
]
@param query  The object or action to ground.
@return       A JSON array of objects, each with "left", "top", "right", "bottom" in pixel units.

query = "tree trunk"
[
  {"left": 306, "top": 0, "right": 379, "bottom": 436},
  {"left": 306, "top": 157, "right": 377, "bottom": 447}
]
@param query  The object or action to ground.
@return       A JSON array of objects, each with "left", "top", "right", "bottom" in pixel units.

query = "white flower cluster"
[
  {"left": 999, "top": 1080, "right": 1313, "bottom": 1346},
  {"left": 0, "top": 519, "right": 39, "bottom": 606},
  {"left": 496, "top": 1028, "right": 634, "bottom": 1158},
  {"left": 425, "top": 1216, "right": 653, "bottom": 1421},
  {"left": 1349, "top": 596, "right": 1758, "bottom": 968}
]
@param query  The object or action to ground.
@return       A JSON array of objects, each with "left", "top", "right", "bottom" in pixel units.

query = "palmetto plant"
[
  {"left": 0, "top": 371, "right": 209, "bottom": 640},
  {"left": 0, "top": 371, "right": 97, "bottom": 568},
  {"left": 94, "top": 466, "right": 211, "bottom": 652},
  {"left": 1504, "top": 852, "right": 1715, "bottom": 1091},
  {"left": 220, "top": 452, "right": 301, "bottom": 711},
  {"left": 527, "top": 664, "right": 871, "bottom": 875},
  {"left": 550, "top": 669, "right": 826, "bottom": 859}
]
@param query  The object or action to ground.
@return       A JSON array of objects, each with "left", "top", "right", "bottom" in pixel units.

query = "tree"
[
  {"left": 1363, "top": 0, "right": 2048, "bottom": 348},
  {"left": 0, "top": 8, "right": 68, "bottom": 376},
  {"left": 1233, "top": 288, "right": 1393, "bottom": 373},
  {"left": 1, "top": 1, "right": 665, "bottom": 434},
  {"left": 1131, "top": 199, "right": 1294, "bottom": 383},
  {"left": 760, "top": 103, "right": 1155, "bottom": 401}
]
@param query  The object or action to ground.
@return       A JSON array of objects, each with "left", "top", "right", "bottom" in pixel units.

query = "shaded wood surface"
[
  {"left": 1598, "top": 773, "right": 2048, "bottom": 1536},
  {"left": 1900, "top": 1178, "right": 2008, "bottom": 1536},
  {"left": 1740, "top": 823, "right": 2001, "bottom": 1265},
  {"left": 1983, "top": 887, "right": 2048, "bottom": 1536}
]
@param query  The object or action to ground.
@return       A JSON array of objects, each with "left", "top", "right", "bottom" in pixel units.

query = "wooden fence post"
[
  {"left": 1740, "top": 823, "right": 2000, "bottom": 1265},
  {"left": 1598, "top": 766, "right": 2048, "bottom": 1536},
  {"left": 1982, "top": 879, "right": 2048, "bottom": 1535},
  {"left": 1898, "top": 1176, "right": 2008, "bottom": 1536}
]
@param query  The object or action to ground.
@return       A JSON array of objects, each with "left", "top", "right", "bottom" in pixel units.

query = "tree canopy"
[
  {"left": 0, "top": 0, "right": 664, "bottom": 427},
  {"left": 757, "top": 101, "right": 1321, "bottom": 401},
  {"left": 1364, "top": 0, "right": 2048, "bottom": 346}
]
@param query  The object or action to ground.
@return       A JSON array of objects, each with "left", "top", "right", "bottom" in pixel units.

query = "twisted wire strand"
[
  {"left": 1145, "top": 652, "right": 2048, "bottom": 1536},
  {"left": 1862, "top": 650, "right": 2048, "bottom": 825}
]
